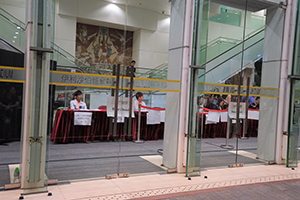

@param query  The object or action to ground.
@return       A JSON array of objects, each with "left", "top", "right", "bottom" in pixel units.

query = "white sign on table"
[
  {"left": 205, "top": 114, "right": 217, "bottom": 124},
  {"left": 106, "top": 96, "right": 135, "bottom": 119},
  {"left": 248, "top": 110, "right": 259, "bottom": 120},
  {"left": 228, "top": 102, "right": 246, "bottom": 119},
  {"left": 207, "top": 111, "right": 220, "bottom": 123},
  {"left": 147, "top": 110, "right": 161, "bottom": 125},
  {"left": 160, "top": 110, "right": 165, "bottom": 122},
  {"left": 74, "top": 112, "right": 92, "bottom": 126},
  {"left": 220, "top": 112, "right": 228, "bottom": 122}
]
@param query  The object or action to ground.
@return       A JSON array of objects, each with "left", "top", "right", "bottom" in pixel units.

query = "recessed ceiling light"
[{"left": 112, "top": 0, "right": 116, "bottom": 3}]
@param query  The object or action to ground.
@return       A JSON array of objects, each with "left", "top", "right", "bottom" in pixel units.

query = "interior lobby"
[{"left": 1, "top": 0, "right": 300, "bottom": 199}]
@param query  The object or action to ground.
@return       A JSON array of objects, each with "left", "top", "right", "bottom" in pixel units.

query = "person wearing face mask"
[{"left": 70, "top": 90, "right": 87, "bottom": 109}]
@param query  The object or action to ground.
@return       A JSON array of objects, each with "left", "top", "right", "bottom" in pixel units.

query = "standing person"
[
  {"left": 126, "top": 60, "right": 136, "bottom": 77},
  {"left": 125, "top": 60, "right": 136, "bottom": 97},
  {"left": 134, "top": 92, "right": 146, "bottom": 111},
  {"left": 70, "top": 90, "right": 87, "bottom": 109},
  {"left": 223, "top": 94, "right": 231, "bottom": 109}
]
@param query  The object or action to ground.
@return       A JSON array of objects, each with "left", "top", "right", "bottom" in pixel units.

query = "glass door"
[
  {"left": 287, "top": 79, "right": 300, "bottom": 167},
  {"left": 187, "top": 0, "right": 268, "bottom": 176},
  {"left": 186, "top": 67, "right": 205, "bottom": 176},
  {"left": 186, "top": 0, "right": 209, "bottom": 176},
  {"left": 117, "top": 0, "right": 168, "bottom": 177}
]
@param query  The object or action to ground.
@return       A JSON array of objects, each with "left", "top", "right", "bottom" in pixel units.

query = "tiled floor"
[{"left": 1, "top": 164, "right": 300, "bottom": 200}]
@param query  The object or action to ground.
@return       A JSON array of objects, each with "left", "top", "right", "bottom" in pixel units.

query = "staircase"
[{"left": 200, "top": 27, "right": 264, "bottom": 84}]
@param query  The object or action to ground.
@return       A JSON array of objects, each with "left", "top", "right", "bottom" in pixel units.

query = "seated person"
[
  {"left": 134, "top": 92, "right": 146, "bottom": 111},
  {"left": 70, "top": 90, "right": 87, "bottom": 109},
  {"left": 249, "top": 97, "right": 260, "bottom": 109}
]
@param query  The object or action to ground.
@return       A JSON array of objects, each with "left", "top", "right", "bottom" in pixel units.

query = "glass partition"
[
  {"left": 46, "top": 0, "right": 171, "bottom": 183},
  {"left": 287, "top": 80, "right": 300, "bottom": 167},
  {"left": 0, "top": 82, "right": 23, "bottom": 188},
  {"left": 188, "top": 0, "right": 269, "bottom": 176},
  {"left": 0, "top": 0, "right": 171, "bottom": 189},
  {"left": 287, "top": 2, "right": 300, "bottom": 167}
]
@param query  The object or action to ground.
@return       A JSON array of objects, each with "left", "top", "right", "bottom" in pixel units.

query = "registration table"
[
  {"left": 50, "top": 108, "right": 259, "bottom": 143},
  {"left": 50, "top": 109, "right": 164, "bottom": 143}
]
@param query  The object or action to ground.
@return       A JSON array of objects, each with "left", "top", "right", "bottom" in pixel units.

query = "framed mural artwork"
[{"left": 76, "top": 23, "right": 133, "bottom": 72}]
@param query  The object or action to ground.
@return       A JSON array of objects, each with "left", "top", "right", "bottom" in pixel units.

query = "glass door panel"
[
  {"left": 287, "top": 0, "right": 300, "bottom": 168},
  {"left": 186, "top": 67, "right": 205, "bottom": 176},
  {"left": 287, "top": 80, "right": 300, "bottom": 167},
  {"left": 0, "top": 81, "right": 23, "bottom": 188},
  {"left": 188, "top": 0, "right": 268, "bottom": 175},
  {"left": 118, "top": 0, "right": 168, "bottom": 177}
]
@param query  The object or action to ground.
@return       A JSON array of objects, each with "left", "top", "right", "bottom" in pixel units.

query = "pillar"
[
  {"left": 20, "top": 0, "right": 52, "bottom": 194},
  {"left": 163, "top": 0, "right": 193, "bottom": 172}
]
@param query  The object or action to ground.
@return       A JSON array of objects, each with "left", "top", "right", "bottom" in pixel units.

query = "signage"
[
  {"left": 106, "top": 96, "right": 135, "bottom": 118},
  {"left": 51, "top": 71, "right": 115, "bottom": 88},
  {"left": 147, "top": 110, "right": 161, "bottom": 125},
  {"left": 0, "top": 66, "right": 280, "bottom": 97},
  {"left": 203, "top": 83, "right": 279, "bottom": 98},
  {"left": 74, "top": 112, "right": 92, "bottom": 125},
  {"left": 0, "top": 66, "right": 25, "bottom": 82},
  {"left": 228, "top": 102, "right": 246, "bottom": 119}
]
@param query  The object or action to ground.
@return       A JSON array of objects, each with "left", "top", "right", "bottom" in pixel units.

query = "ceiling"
[
  {"left": 103, "top": 0, "right": 279, "bottom": 15},
  {"left": 0, "top": 0, "right": 276, "bottom": 15},
  {"left": 102, "top": 0, "right": 172, "bottom": 15},
  {"left": 211, "top": 0, "right": 279, "bottom": 12}
]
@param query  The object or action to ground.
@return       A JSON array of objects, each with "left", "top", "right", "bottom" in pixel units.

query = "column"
[
  {"left": 257, "top": 7, "right": 285, "bottom": 162},
  {"left": 20, "top": 0, "right": 52, "bottom": 194},
  {"left": 163, "top": 0, "right": 192, "bottom": 172}
]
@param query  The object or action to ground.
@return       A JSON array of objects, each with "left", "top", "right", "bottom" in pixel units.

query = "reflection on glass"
[{"left": 287, "top": 80, "right": 300, "bottom": 167}]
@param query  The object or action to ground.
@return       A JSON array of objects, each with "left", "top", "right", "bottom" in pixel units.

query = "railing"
[
  {"left": 200, "top": 28, "right": 264, "bottom": 83},
  {"left": 0, "top": 7, "right": 25, "bottom": 51},
  {"left": 136, "top": 62, "right": 168, "bottom": 79},
  {"left": 200, "top": 26, "right": 265, "bottom": 65}
]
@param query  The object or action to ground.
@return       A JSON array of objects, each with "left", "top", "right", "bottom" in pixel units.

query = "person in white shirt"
[
  {"left": 134, "top": 92, "right": 146, "bottom": 111},
  {"left": 70, "top": 90, "right": 87, "bottom": 109}
]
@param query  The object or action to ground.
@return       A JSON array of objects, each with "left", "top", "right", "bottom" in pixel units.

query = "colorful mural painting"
[{"left": 76, "top": 23, "right": 133, "bottom": 71}]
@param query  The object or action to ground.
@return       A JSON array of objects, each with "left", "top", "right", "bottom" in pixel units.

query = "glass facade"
[
  {"left": 0, "top": 0, "right": 298, "bottom": 192},
  {"left": 186, "top": 0, "right": 285, "bottom": 177},
  {"left": 288, "top": 1, "right": 300, "bottom": 167}
]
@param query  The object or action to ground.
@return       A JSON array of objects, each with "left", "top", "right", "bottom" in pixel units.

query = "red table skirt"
[
  {"left": 50, "top": 110, "right": 258, "bottom": 144},
  {"left": 50, "top": 109, "right": 164, "bottom": 143}
]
